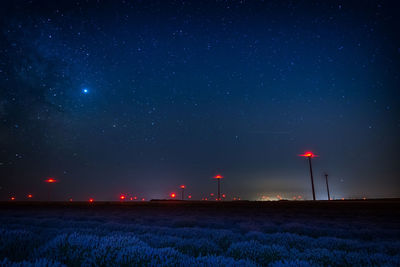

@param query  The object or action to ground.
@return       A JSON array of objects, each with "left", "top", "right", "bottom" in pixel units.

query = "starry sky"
[{"left": 0, "top": 0, "right": 399, "bottom": 201}]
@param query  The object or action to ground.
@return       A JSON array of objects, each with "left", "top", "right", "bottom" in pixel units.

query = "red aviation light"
[
  {"left": 120, "top": 195, "right": 126, "bottom": 200},
  {"left": 89, "top": 198, "right": 94, "bottom": 203},
  {"left": 170, "top": 193, "right": 176, "bottom": 198},
  {"left": 214, "top": 174, "right": 223, "bottom": 179},
  {"left": 45, "top": 178, "right": 57, "bottom": 183},
  {"left": 180, "top": 185, "right": 186, "bottom": 189},
  {"left": 299, "top": 151, "right": 317, "bottom": 158}
]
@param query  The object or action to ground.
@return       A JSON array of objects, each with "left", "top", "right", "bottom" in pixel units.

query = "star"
[{"left": 82, "top": 88, "right": 89, "bottom": 94}]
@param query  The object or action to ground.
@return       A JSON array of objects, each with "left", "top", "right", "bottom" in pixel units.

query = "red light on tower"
[
  {"left": 45, "top": 178, "right": 57, "bottom": 202},
  {"left": 10, "top": 196, "right": 15, "bottom": 201},
  {"left": 213, "top": 174, "right": 224, "bottom": 201},
  {"left": 180, "top": 185, "right": 185, "bottom": 200},
  {"left": 170, "top": 193, "right": 176, "bottom": 199},
  {"left": 188, "top": 195, "right": 192, "bottom": 199},
  {"left": 120, "top": 195, "right": 126, "bottom": 201},
  {"left": 89, "top": 198, "right": 94, "bottom": 203},
  {"left": 27, "top": 194, "right": 33, "bottom": 199},
  {"left": 299, "top": 151, "right": 317, "bottom": 158},
  {"left": 299, "top": 151, "right": 318, "bottom": 200}
]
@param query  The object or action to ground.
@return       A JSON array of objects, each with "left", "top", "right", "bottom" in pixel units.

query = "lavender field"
[{"left": 0, "top": 201, "right": 399, "bottom": 266}]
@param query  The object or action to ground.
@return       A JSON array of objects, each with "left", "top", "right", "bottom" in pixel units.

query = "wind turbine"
[
  {"left": 45, "top": 178, "right": 57, "bottom": 201},
  {"left": 213, "top": 174, "right": 224, "bottom": 201},
  {"left": 180, "top": 185, "right": 185, "bottom": 200},
  {"left": 299, "top": 152, "right": 317, "bottom": 201},
  {"left": 324, "top": 173, "right": 331, "bottom": 200}
]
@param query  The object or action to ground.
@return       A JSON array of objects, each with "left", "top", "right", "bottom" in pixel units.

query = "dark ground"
[
  {"left": 1, "top": 199, "right": 400, "bottom": 219},
  {"left": 1, "top": 200, "right": 399, "bottom": 266}
]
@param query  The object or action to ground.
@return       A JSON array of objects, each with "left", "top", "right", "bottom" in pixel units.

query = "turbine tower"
[
  {"left": 324, "top": 173, "right": 331, "bottom": 200},
  {"left": 299, "top": 152, "right": 317, "bottom": 201},
  {"left": 180, "top": 185, "right": 185, "bottom": 200},
  {"left": 213, "top": 174, "right": 223, "bottom": 201}
]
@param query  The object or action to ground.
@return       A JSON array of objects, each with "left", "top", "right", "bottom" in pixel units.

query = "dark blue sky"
[{"left": 1, "top": 0, "right": 399, "bottom": 201}]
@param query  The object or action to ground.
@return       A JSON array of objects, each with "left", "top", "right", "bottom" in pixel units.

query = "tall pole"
[
  {"left": 181, "top": 187, "right": 184, "bottom": 200},
  {"left": 308, "top": 156, "right": 316, "bottom": 201},
  {"left": 45, "top": 178, "right": 57, "bottom": 202},
  {"left": 213, "top": 175, "right": 223, "bottom": 201},
  {"left": 325, "top": 173, "right": 330, "bottom": 200},
  {"left": 217, "top": 178, "right": 220, "bottom": 201}
]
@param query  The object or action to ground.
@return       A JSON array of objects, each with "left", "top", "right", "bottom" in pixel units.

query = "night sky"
[{"left": 1, "top": 0, "right": 399, "bottom": 201}]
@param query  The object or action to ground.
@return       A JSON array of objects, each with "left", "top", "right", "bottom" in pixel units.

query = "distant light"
[
  {"left": 27, "top": 194, "right": 33, "bottom": 198},
  {"left": 130, "top": 197, "right": 133, "bottom": 201},
  {"left": 69, "top": 198, "right": 73, "bottom": 202},
  {"left": 222, "top": 194, "right": 226, "bottom": 198},
  {"left": 82, "top": 88, "right": 89, "bottom": 94},
  {"left": 188, "top": 195, "right": 192, "bottom": 199},
  {"left": 214, "top": 174, "right": 223, "bottom": 179},
  {"left": 10, "top": 196, "right": 15, "bottom": 201},
  {"left": 45, "top": 178, "right": 57, "bottom": 183},
  {"left": 210, "top": 193, "right": 214, "bottom": 196},
  {"left": 180, "top": 185, "right": 185, "bottom": 189},
  {"left": 134, "top": 196, "right": 138, "bottom": 200},
  {"left": 120, "top": 195, "right": 126, "bottom": 200},
  {"left": 141, "top": 198, "right": 145, "bottom": 201},
  {"left": 261, "top": 196, "right": 270, "bottom": 201},
  {"left": 170, "top": 193, "right": 176, "bottom": 198},
  {"left": 89, "top": 198, "right": 94, "bottom": 203}
]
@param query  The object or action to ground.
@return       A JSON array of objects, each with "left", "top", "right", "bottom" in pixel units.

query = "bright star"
[{"left": 82, "top": 88, "right": 89, "bottom": 94}]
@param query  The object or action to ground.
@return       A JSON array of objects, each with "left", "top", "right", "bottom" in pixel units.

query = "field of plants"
[{"left": 0, "top": 201, "right": 399, "bottom": 266}]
